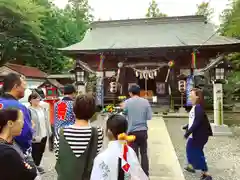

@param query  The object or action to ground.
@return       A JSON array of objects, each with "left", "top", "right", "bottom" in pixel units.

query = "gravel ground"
[{"left": 164, "top": 118, "right": 240, "bottom": 180}]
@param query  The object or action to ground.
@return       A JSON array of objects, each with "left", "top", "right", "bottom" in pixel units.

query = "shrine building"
[{"left": 60, "top": 15, "right": 240, "bottom": 107}]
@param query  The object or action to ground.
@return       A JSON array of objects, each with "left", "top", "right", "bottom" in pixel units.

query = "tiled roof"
[
  {"left": 46, "top": 79, "right": 64, "bottom": 88},
  {"left": 38, "top": 79, "right": 64, "bottom": 88},
  {"left": 47, "top": 74, "right": 74, "bottom": 79},
  {"left": 59, "top": 15, "right": 240, "bottom": 52},
  {"left": 69, "top": 60, "right": 96, "bottom": 73},
  {"left": 6, "top": 63, "right": 47, "bottom": 78}
]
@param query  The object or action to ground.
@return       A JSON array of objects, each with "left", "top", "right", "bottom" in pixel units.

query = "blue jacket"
[
  {"left": 0, "top": 94, "right": 33, "bottom": 153},
  {"left": 184, "top": 104, "right": 213, "bottom": 145}
]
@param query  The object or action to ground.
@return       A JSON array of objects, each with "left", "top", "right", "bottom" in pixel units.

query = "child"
[{"left": 90, "top": 114, "right": 148, "bottom": 180}]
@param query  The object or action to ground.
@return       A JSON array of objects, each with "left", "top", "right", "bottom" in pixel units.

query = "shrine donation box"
[
  {"left": 139, "top": 90, "right": 157, "bottom": 103},
  {"left": 43, "top": 87, "right": 60, "bottom": 125},
  {"left": 140, "top": 90, "right": 153, "bottom": 97}
]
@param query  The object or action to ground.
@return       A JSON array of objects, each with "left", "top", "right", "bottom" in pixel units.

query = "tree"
[
  {"left": 220, "top": 0, "right": 240, "bottom": 68},
  {"left": 220, "top": 0, "right": 240, "bottom": 102},
  {"left": 146, "top": 0, "right": 167, "bottom": 18},
  {"left": 86, "top": 73, "right": 97, "bottom": 93},
  {"left": 0, "top": 0, "right": 93, "bottom": 73},
  {"left": 221, "top": 0, "right": 240, "bottom": 38},
  {"left": 195, "top": 2, "right": 214, "bottom": 21},
  {"left": 0, "top": 0, "right": 45, "bottom": 65},
  {"left": 25, "top": 0, "right": 92, "bottom": 73}
]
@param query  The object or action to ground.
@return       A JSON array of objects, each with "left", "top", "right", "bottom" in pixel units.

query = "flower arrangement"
[
  {"left": 102, "top": 104, "right": 115, "bottom": 113},
  {"left": 168, "top": 60, "right": 175, "bottom": 68},
  {"left": 118, "top": 96, "right": 127, "bottom": 101}
]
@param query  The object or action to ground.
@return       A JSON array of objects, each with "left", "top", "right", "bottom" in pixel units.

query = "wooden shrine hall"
[{"left": 60, "top": 15, "right": 240, "bottom": 107}]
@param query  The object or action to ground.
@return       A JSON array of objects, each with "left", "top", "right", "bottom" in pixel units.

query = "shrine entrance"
[
  {"left": 138, "top": 78, "right": 156, "bottom": 97},
  {"left": 131, "top": 65, "right": 167, "bottom": 99}
]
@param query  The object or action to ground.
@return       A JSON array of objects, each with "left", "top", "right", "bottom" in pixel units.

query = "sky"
[{"left": 54, "top": 0, "right": 230, "bottom": 25}]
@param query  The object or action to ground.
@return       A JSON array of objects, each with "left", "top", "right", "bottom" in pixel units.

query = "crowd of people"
[{"left": 0, "top": 72, "right": 213, "bottom": 180}]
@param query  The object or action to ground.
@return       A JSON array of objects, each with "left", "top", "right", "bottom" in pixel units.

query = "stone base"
[
  {"left": 162, "top": 112, "right": 188, "bottom": 118},
  {"left": 211, "top": 123, "right": 233, "bottom": 136},
  {"left": 178, "top": 107, "right": 187, "bottom": 113}
]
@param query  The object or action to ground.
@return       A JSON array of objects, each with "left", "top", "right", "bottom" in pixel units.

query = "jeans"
[
  {"left": 129, "top": 130, "right": 149, "bottom": 176},
  {"left": 49, "top": 126, "right": 54, "bottom": 151},
  {"left": 186, "top": 138, "right": 208, "bottom": 171}
]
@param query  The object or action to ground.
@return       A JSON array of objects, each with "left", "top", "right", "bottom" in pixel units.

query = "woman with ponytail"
[{"left": 90, "top": 114, "right": 148, "bottom": 180}]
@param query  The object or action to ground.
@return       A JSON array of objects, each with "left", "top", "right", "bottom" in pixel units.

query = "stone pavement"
[
  {"left": 148, "top": 117, "right": 185, "bottom": 180},
  {"left": 41, "top": 116, "right": 185, "bottom": 179}
]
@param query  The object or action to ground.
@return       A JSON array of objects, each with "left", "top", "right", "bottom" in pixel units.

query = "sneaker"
[
  {"left": 37, "top": 166, "right": 45, "bottom": 174},
  {"left": 200, "top": 174, "right": 212, "bottom": 180},
  {"left": 184, "top": 165, "right": 196, "bottom": 173}
]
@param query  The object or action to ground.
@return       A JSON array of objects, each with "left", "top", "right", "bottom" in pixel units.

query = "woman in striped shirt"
[{"left": 55, "top": 94, "right": 104, "bottom": 180}]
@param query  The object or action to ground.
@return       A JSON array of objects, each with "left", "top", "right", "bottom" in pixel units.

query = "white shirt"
[
  {"left": 90, "top": 140, "right": 148, "bottom": 180},
  {"left": 188, "top": 105, "right": 196, "bottom": 138},
  {"left": 36, "top": 109, "right": 47, "bottom": 138}
]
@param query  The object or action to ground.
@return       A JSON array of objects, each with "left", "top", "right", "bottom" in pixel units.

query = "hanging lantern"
[{"left": 154, "top": 70, "right": 157, "bottom": 77}]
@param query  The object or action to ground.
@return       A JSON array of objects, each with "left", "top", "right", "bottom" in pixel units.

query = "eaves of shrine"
[{"left": 59, "top": 15, "right": 240, "bottom": 57}]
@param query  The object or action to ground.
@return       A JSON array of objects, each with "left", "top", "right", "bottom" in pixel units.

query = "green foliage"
[
  {"left": 221, "top": 0, "right": 240, "bottom": 38},
  {"left": 146, "top": 0, "right": 167, "bottom": 18},
  {"left": 220, "top": 0, "right": 240, "bottom": 104},
  {"left": 0, "top": 0, "right": 92, "bottom": 73},
  {"left": 195, "top": 2, "right": 214, "bottom": 21},
  {"left": 0, "top": 0, "right": 45, "bottom": 65},
  {"left": 86, "top": 73, "right": 97, "bottom": 92}
]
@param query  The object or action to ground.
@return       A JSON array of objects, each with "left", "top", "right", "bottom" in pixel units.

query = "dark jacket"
[
  {"left": 0, "top": 141, "right": 37, "bottom": 180},
  {"left": 184, "top": 104, "right": 213, "bottom": 145}
]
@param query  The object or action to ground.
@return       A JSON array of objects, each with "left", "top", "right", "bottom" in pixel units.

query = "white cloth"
[
  {"left": 36, "top": 108, "right": 47, "bottom": 139},
  {"left": 90, "top": 140, "right": 148, "bottom": 180},
  {"left": 188, "top": 105, "right": 196, "bottom": 138}
]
